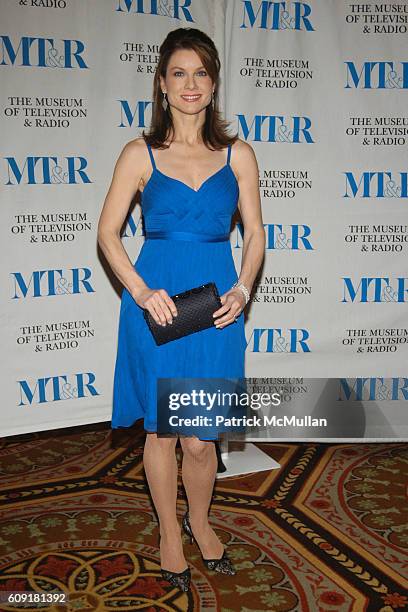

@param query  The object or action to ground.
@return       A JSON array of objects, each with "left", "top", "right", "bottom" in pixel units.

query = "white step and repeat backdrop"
[{"left": 1, "top": 1, "right": 407, "bottom": 438}]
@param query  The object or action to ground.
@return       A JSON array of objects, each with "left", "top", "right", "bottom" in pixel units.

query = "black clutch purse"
[{"left": 143, "top": 281, "right": 222, "bottom": 346}]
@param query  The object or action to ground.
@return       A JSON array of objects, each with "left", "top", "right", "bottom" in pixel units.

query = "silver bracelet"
[{"left": 231, "top": 281, "right": 250, "bottom": 305}]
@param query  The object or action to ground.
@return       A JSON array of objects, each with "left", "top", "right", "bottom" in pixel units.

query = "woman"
[{"left": 97, "top": 28, "right": 265, "bottom": 593}]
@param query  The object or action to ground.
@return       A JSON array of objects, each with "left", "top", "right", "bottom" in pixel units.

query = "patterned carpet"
[{"left": 0, "top": 422, "right": 406, "bottom": 611}]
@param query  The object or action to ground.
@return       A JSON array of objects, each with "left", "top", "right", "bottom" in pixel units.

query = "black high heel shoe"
[
  {"left": 158, "top": 533, "right": 191, "bottom": 592},
  {"left": 182, "top": 511, "right": 236, "bottom": 575}
]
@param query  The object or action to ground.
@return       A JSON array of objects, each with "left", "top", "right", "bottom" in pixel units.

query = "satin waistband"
[{"left": 145, "top": 230, "right": 230, "bottom": 242}]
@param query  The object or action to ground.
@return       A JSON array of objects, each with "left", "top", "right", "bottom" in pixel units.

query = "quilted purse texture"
[{"left": 143, "top": 282, "right": 222, "bottom": 345}]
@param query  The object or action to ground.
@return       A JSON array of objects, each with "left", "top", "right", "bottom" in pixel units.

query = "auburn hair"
[{"left": 142, "top": 27, "right": 238, "bottom": 151}]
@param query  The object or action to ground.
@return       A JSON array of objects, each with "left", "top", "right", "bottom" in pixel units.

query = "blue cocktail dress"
[{"left": 111, "top": 139, "right": 246, "bottom": 440}]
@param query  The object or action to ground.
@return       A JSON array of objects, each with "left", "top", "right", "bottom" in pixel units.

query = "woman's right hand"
[{"left": 132, "top": 286, "right": 177, "bottom": 326}]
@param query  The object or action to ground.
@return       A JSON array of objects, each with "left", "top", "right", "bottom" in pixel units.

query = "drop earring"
[{"left": 162, "top": 92, "right": 168, "bottom": 111}]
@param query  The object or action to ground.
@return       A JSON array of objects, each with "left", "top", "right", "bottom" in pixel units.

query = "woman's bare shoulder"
[
  {"left": 232, "top": 138, "right": 256, "bottom": 156},
  {"left": 114, "top": 137, "right": 149, "bottom": 172},
  {"left": 230, "top": 138, "right": 258, "bottom": 173},
  {"left": 122, "top": 136, "right": 148, "bottom": 156}
]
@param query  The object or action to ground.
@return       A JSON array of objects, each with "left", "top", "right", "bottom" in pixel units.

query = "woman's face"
[{"left": 160, "top": 48, "right": 214, "bottom": 116}]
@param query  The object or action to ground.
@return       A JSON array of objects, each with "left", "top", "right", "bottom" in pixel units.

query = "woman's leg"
[
  {"left": 179, "top": 438, "right": 224, "bottom": 559},
  {"left": 143, "top": 433, "right": 187, "bottom": 572}
]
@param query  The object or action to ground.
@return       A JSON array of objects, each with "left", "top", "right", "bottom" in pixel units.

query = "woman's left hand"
[{"left": 212, "top": 287, "right": 246, "bottom": 328}]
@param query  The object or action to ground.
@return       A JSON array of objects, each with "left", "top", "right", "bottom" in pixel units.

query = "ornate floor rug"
[{"left": 0, "top": 422, "right": 406, "bottom": 611}]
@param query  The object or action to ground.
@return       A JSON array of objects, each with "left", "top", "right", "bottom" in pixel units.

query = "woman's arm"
[
  {"left": 213, "top": 140, "right": 265, "bottom": 328},
  {"left": 233, "top": 139, "right": 265, "bottom": 293},
  {"left": 97, "top": 138, "right": 177, "bottom": 325},
  {"left": 97, "top": 138, "right": 148, "bottom": 297}
]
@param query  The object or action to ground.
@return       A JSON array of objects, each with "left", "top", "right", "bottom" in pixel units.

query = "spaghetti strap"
[
  {"left": 226, "top": 143, "right": 232, "bottom": 165},
  {"left": 145, "top": 141, "right": 156, "bottom": 170}
]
